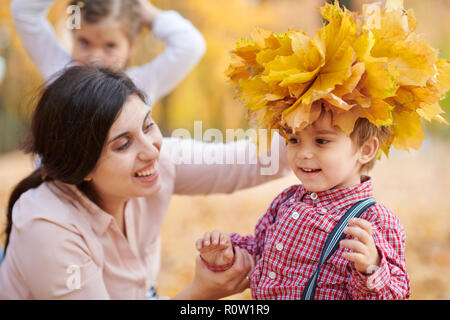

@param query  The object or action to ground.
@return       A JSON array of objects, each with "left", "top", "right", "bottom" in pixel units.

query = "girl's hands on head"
[{"left": 139, "top": 0, "right": 163, "bottom": 28}]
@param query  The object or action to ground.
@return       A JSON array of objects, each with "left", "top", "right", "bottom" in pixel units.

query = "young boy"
[
  {"left": 197, "top": 0, "right": 449, "bottom": 300},
  {"left": 196, "top": 104, "right": 410, "bottom": 299}
]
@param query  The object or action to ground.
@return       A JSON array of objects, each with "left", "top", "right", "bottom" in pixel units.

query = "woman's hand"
[
  {"left": 139, "top": 0, "right": 162, "bottom": 28},
  {"left": 173, "top": 246, "right": 255, "bottom": 300}
]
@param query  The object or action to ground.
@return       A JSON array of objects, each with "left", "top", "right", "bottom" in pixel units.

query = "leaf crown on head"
[{"left": 226, "top": 0, "right": 449, "bottom": 156}]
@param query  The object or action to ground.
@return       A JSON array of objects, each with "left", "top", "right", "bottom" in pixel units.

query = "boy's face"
[
  {"left": 286, "top": 111, "right": 364, "bottom": 192},
  {"left": 72, "top": 17, "right": 134, "bottom": 71}
]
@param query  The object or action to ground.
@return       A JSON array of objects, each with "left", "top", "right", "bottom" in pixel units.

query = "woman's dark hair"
[
  {"left": 3, "top": 65, "right": 146, "bottom": 254},
  {"left": 70, "top": 0, "right": 143, "bottom": 39}
]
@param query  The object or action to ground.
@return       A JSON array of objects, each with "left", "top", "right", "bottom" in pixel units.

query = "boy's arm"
[
  {"left": 347, "top": 205, "right": 410, "bottom": 299},
  {"left": 126, "top": 10, "right": 206, "bottom": 105},
  {"left": 11, "top": 0, "right": 73, "bottom": 82}
]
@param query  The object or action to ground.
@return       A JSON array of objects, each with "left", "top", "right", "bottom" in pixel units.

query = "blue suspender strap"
[{"left": 301, "top": 197, "right": 376, "bottom": 300}]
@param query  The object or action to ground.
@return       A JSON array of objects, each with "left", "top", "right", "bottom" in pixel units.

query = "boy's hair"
[
  {"left": 350, "top": 118, "right": 391, "bottom": 173},
  {"left": 282, "top": 102, "right": 391, "bottom": 173},
  {"left": 70, "top": 0, "right": 143, "bottom": 39}
]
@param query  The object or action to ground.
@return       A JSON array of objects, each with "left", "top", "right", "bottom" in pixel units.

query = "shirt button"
[
  {"left": 310, "top": 192, "right": 318, "bottom": 200},
  {"left": 291, "top": 211, "right": 299, "bottom": 220},
  {"left": 276, "top": 243, "right": 283, "bottom": 251},
  {"left": 268, "top": 271, "right": 276, "bottom": 280}
]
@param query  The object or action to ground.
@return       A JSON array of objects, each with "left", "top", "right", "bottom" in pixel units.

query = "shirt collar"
[
  {"left": 293, "top": 175, "right": 374, "bottom": 212},
  {"left": 47, "top": 180, "right": 114, "bottom": 236}
]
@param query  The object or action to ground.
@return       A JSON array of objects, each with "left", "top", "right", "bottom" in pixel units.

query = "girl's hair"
[
  {"left": 70, "top": 0, "right": 143, "bottom": 39},
  {"left": 3, "top": 65, "right": 146, "bottom": 255}
]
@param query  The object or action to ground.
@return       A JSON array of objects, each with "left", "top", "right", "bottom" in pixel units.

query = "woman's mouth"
[{"left": 134, "top": 163, "right": 159, "bottom": 183}]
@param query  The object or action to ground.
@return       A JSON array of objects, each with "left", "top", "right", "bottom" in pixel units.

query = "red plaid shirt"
[{"left": 230, "top": 177, "right": 410, "bottom": 300}]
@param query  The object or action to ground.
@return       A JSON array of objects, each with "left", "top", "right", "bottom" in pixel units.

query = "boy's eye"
[
  {"left": 288, "top": 138, "right": 299, "bottom": 144},
  {"left": 316, "top": 138, "right": 329, "bottom": 145}
]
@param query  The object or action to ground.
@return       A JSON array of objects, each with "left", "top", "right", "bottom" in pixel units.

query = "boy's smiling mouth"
[{"left": 300, "top": 167, "right": 321, "bottom": 173}]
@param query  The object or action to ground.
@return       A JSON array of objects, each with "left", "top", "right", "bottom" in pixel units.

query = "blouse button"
[
  {"left": 310, "top": 192, "right": 318, "bottom": 200},
  {"left": 291, "top": 211, "right": 299, "bottom": 220},
  {"left": 268, "top": 271, "right": 276, "bottom": 280},
  {"left": 276, "top": 243, "right": 283, "bottom": 251}
]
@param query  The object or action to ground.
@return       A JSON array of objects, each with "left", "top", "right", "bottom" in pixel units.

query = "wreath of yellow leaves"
[{"left": 226, "top": 0, "right": 449, "bottom": 156}]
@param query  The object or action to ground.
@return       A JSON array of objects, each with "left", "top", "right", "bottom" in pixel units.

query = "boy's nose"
[{"left": 296, "top": 147, "right": 313, "bottom": 160}]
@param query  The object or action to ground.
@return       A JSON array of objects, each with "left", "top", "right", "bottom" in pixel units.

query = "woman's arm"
[
  {"left": 126, "top": 6, "right": 206, "bottom": 105},
  {"left": 164, "top": 131, "right": 291, "bottom": 195},
  {"left": 11, "top": 0, "right": 73, "bottom": 82}
]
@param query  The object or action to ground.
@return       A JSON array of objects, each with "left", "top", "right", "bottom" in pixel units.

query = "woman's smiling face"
[{"left": 85, "top": 94, "right": 163, "bottom": 204}]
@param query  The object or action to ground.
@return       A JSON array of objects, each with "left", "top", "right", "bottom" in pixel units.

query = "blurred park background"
[{"left": 0, "top": 0, "right": 449, "bottom": 299}]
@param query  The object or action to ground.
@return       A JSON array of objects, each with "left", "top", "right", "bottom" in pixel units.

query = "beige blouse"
[{"left": 0, "top": 136, "right": 289, "bottom": 299}]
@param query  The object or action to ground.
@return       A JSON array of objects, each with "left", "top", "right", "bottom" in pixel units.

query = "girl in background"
[{"left": 11, "top": 0, "right": 206, "bottom": 105}]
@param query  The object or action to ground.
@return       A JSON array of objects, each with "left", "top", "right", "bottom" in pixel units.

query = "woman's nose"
[{"left": 137, "top": 134, "right": 162, "bottom": 161}]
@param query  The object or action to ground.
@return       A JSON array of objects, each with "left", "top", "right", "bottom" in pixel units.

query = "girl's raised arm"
[
  {"left": 126, "top": 7, "right": 206, "bottom": 106},
  {"left": 11, "top": 0, "right": 73, "bottom": 82}
]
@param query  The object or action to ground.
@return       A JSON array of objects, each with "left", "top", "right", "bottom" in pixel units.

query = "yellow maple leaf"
[{"left": 391, "top": 109, "right": 426, "bottom": 151}]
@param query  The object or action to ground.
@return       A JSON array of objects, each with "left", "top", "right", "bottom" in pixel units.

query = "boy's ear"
[{"left": 358, "top": 137, "right": 379, "bottom": 165}]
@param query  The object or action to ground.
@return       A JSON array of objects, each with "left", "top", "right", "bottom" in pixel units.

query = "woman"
[{"left": 0, "top": 66, "right": 289, "bottom": 299}]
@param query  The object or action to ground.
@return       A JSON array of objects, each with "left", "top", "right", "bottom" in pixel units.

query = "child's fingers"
[
  {"left": 342, "top": 251, "right": 366, "bottom": 265},
  {"left": 219, "top": 233, "right": 230, "bottom": 246},
  {"left": 348, "top": 218, "right": 373, "bottom": 235},
  {"left": 195, "top": 238, "right": 203, "bottom": 250},
  {"left": 203, "top": 232, "right": 211, "bottom": 246},
  {"left": 343, "top": 226, "right": 371, "bottom": 245},
  {"left": 210, "top": 230, "right": 221, "bottom": 245},
  {"left": 340, "top": 239, "right": 367, "bottom": 255}
]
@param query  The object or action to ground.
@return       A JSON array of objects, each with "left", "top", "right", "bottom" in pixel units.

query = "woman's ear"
[
  {"left": 84, "top": 174, "right": 93, "bottom": 182},
  {"left": 358, "top": 136, "right": 379, "bottom": 166}
]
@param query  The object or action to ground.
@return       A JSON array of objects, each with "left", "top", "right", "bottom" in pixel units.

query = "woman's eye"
[
  {"left": 316, "top": 138, "right": 329, "bottom": 145},
  {"left": 288, "top": 138, "right": 299, "bottom": 144},
  {"left": 117, "top": 140, "right": 130, "bottom": 151},
  {"left": 144, "top": 122, "right": 155, "bottom": 132}
]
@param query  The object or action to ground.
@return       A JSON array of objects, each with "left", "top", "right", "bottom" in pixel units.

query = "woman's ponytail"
[{"left": 4, "top": 169, "right": 43, "bottom": 255}]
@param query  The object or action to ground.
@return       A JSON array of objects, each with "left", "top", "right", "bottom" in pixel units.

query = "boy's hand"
[
  {"left": 139, "top": 0, "right": 162, "bottom": 28},
  {"left": 340, "top": 218, "right": 381, "bottom": 274},
  {"left": 196, "top": 230, "right": 234, "bottom": 267}
]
